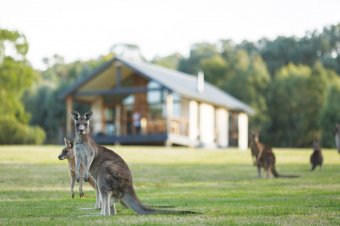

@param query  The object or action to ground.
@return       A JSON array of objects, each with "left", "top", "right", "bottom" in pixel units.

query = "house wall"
[
  {"left": 189, "top": 100, "right": 198, "bottom": 142},
  {"left": 216, "top": 108, "right": 229, "bottom": 147},
  {"left": 238, "top": 113, "right": 248, "bottom": 150},
  {"left": 199, "top": 103, "right": 215, "bottom": 147}
]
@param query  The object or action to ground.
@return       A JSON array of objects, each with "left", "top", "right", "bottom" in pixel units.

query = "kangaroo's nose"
[{"left": 58, "top": 155, "right": 63, "bottom": 160}]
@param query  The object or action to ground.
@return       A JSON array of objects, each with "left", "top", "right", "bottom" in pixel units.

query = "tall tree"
[
  {"left": 0, "top": 28, "right": 45, "bottom": 144},
  {"left": 152, "top": 53, "right": 183, "bottom": 70},
  {"left": 178, "top": 42, "right": 219, "bottom": 74}
]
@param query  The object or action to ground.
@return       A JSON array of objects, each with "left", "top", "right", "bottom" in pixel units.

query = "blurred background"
[{"left": 1, "top": 0, "right": 340, "bottom": 147}]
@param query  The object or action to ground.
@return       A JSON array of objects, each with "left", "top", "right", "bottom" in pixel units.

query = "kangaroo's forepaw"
[
  {"left": 80, "top": 192, "right": 84, "bottom": 198},
  {"left": 71, "top": 192, "right": 75, "bottom": 198},
  {"left": 84, "top": 176, "right": 89, "bottom": 182},
  {"left": 76, "top": 177, "right": 81, "bottom": 183}
]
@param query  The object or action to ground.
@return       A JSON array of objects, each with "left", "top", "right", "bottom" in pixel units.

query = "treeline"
[
  {"left": 153, "top": 24, "right": 340, "bottom": 147},
  {"left": 1, "top": 23, "right": 340, "bottom": 147}
]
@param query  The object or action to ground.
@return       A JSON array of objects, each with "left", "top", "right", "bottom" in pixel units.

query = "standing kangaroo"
[
  {"left": 58, "top": 138, "right": 100, "bottom": 208},
  {"left": 71, "top": 110, "right": 196, "bottom": 216},
  {"left": 310, "top": 140, "right": 323, "bottom": 171},
  {"left": 334, "top": 123, "right": 340, "bottom": 154},
  {"left": 249, "top": 132, "right": 298, "bottom": 178}
]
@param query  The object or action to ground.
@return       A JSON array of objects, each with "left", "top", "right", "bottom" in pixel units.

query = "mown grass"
[{"left": 0, "top": 145, "right": 340, "bottom": 225}]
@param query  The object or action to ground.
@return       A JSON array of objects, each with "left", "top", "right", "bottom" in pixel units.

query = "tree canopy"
[{"left": 0, "top": 28, "right": 45, "bottom": 144}]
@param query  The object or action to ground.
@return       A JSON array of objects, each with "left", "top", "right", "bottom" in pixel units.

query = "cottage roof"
[{"left": 61, "top": 57, "right": 254, "bottom": 114}]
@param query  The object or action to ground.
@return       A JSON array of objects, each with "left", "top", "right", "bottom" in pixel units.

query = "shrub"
[{"left": 0, "top": 116, "right": 45, "bottom": 144}]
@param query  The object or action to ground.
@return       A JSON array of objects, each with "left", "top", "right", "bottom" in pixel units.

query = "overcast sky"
[{"left": 1, "top": 0, "right": 340, "bottom": 69}]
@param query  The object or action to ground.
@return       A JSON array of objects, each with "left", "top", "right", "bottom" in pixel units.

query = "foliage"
[
  {"left": 257, "top": 24, "right": 340, "bottom": 76},
  {"left": 320, "top": 83, "right": 340, "bottom": 147},
  {"left": 265, "top": 63, "right": 338, "bottom": 147},
  {"left": 1, "top": 146, "right": 340, "bottom": 225},
  {"left": 0, "top": 28, "right": 45, "bottom": 144},
  {"left": 152, "top": 53, "right": 183, "bottom": 70},
  {"left": 0, "top": 116, "right": 45, "bottom": 144}
]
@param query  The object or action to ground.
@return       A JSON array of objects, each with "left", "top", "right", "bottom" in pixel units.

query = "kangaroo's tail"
[
  {"left": 272, "top": 166, "right": 299, "bottom": 178},
  {"left": 122, "top": 186, "right": 198, "bottom": 215}
]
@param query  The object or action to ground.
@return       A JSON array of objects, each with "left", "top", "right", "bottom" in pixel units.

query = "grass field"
[{"left": 0, "top": 145, "right": 340, "bottom": 225}]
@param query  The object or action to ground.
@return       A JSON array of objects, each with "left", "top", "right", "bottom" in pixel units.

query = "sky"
[{"left": 1, "top": 0, "right": 340, "bottom": 69}]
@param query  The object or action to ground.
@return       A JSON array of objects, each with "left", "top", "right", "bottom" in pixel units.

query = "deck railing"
[{"left": 169, "top": 117, "right": 189, "bottom": 136}]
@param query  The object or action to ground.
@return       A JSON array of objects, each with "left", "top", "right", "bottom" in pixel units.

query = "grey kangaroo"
[
  {"left": 310, "top": 140, "right": 323, "bottom": 171},
  {"left": 58, "top": 138, "right": 100, "bottom": 208},
  {"left": 71, "top": 110, "right": 196, "bottom": 216},
  {"left": 334, "top": 123, "right": 340, "bottom": 154},
  {"left": 60, "top": 138, "right": 131, "bottom": 210}
]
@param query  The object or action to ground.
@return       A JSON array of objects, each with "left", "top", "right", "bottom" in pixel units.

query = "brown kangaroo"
[
  {"left": 310, "top": 140, "right": 323, "bottom": 171},
  {"left": 249, "top": 132, "right": 298, "bottom": 178},
  {"left": 71, "top": 110, "right": 196, "bottom": 216},
  {"left": 334, "top": 123, "right": 340, "bottom": 154}
]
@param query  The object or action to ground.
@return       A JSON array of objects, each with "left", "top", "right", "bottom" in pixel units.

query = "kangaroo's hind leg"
[
  {"left": 266, "top": 167, "right": 271, "bottom": 178},
  {"left": 100, "top": 190, "right": 112, "bottom": 216},
  {"left": 110, "top": 197, "right": 117, "bottom": 215},
  {"left": 94, "top": 184, "right": 101, "bottom": 209},
  {"left": 257, "top": 166, "right": 262, "bottom": 178}
]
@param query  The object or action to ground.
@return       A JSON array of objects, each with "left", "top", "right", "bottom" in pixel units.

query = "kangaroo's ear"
[
  {"left": 71, "top": 110, "right": 80, "bottom": 121},
  {"left": 64, "top": 138, "right": 71, "bottom": 147},
  {"left": 84, "top": 111, "right": 93, "bottom": 121}
]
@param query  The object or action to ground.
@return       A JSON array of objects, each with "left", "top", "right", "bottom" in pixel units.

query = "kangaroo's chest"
[{"left": 74, "top": 143, "right": 93, "bottom": 161}]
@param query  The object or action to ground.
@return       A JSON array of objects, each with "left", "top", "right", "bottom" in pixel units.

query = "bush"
[
  {"left": 320, "top": 85, "right": 340, "bottom": 147},
  {"left": 0, "top": 116, "right": 45, "bottom": 144}
]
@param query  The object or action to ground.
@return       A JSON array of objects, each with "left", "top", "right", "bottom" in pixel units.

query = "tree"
[
  {"left": 178, "top": 42, "right": 219, "bottom": 74},
  {"left": 256, "top": 23, "right": 340, "bottom": 76},
  {"left": 319, "top": 77, "right": 340, "bottom": 147},
  {"left": 152, "top": 53, "right": 183, "bottom": 70},
  {"left": 265, "top": 63, "right": 333, "bottom": 147},
  {"left": 0, "top": 28, "right": 45, "bottom": 144}
]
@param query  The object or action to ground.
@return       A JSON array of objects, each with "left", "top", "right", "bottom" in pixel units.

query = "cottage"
[{"left": 61, "top": 57, "right": 254, "bottom": 149}]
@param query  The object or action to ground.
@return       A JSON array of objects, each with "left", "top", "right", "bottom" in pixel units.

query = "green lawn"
[{"left": 0, "top": 145, "right": 340, "bottom": 225}]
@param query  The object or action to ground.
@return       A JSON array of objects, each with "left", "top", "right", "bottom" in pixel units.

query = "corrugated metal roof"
[{"left": 61, "top": 57, "right": 255, "bottom": 114}]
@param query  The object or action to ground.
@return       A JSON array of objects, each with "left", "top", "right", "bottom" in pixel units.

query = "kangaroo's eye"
[
  {"left": 76, "top": 123, "right": 80, "bottom": 127},
  {"left": 84, "top": 123, "right": 88, "bottom": 127}
]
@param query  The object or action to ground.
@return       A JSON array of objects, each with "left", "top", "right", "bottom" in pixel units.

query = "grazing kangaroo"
[
  {"left": 310, "top": 140, "right": 323, "bottom": 171},
  {"left": 71, "top": 110, "right": 196, "bottom": 216},
  {"left": 334, "top": 123, "right": 340, "bottom": 154},
  {"left": 58, "top": 138, "right": 100, "bottom": 208},
  {"left": 249, "top": 132, "right": 298, "bottom": 178}
]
